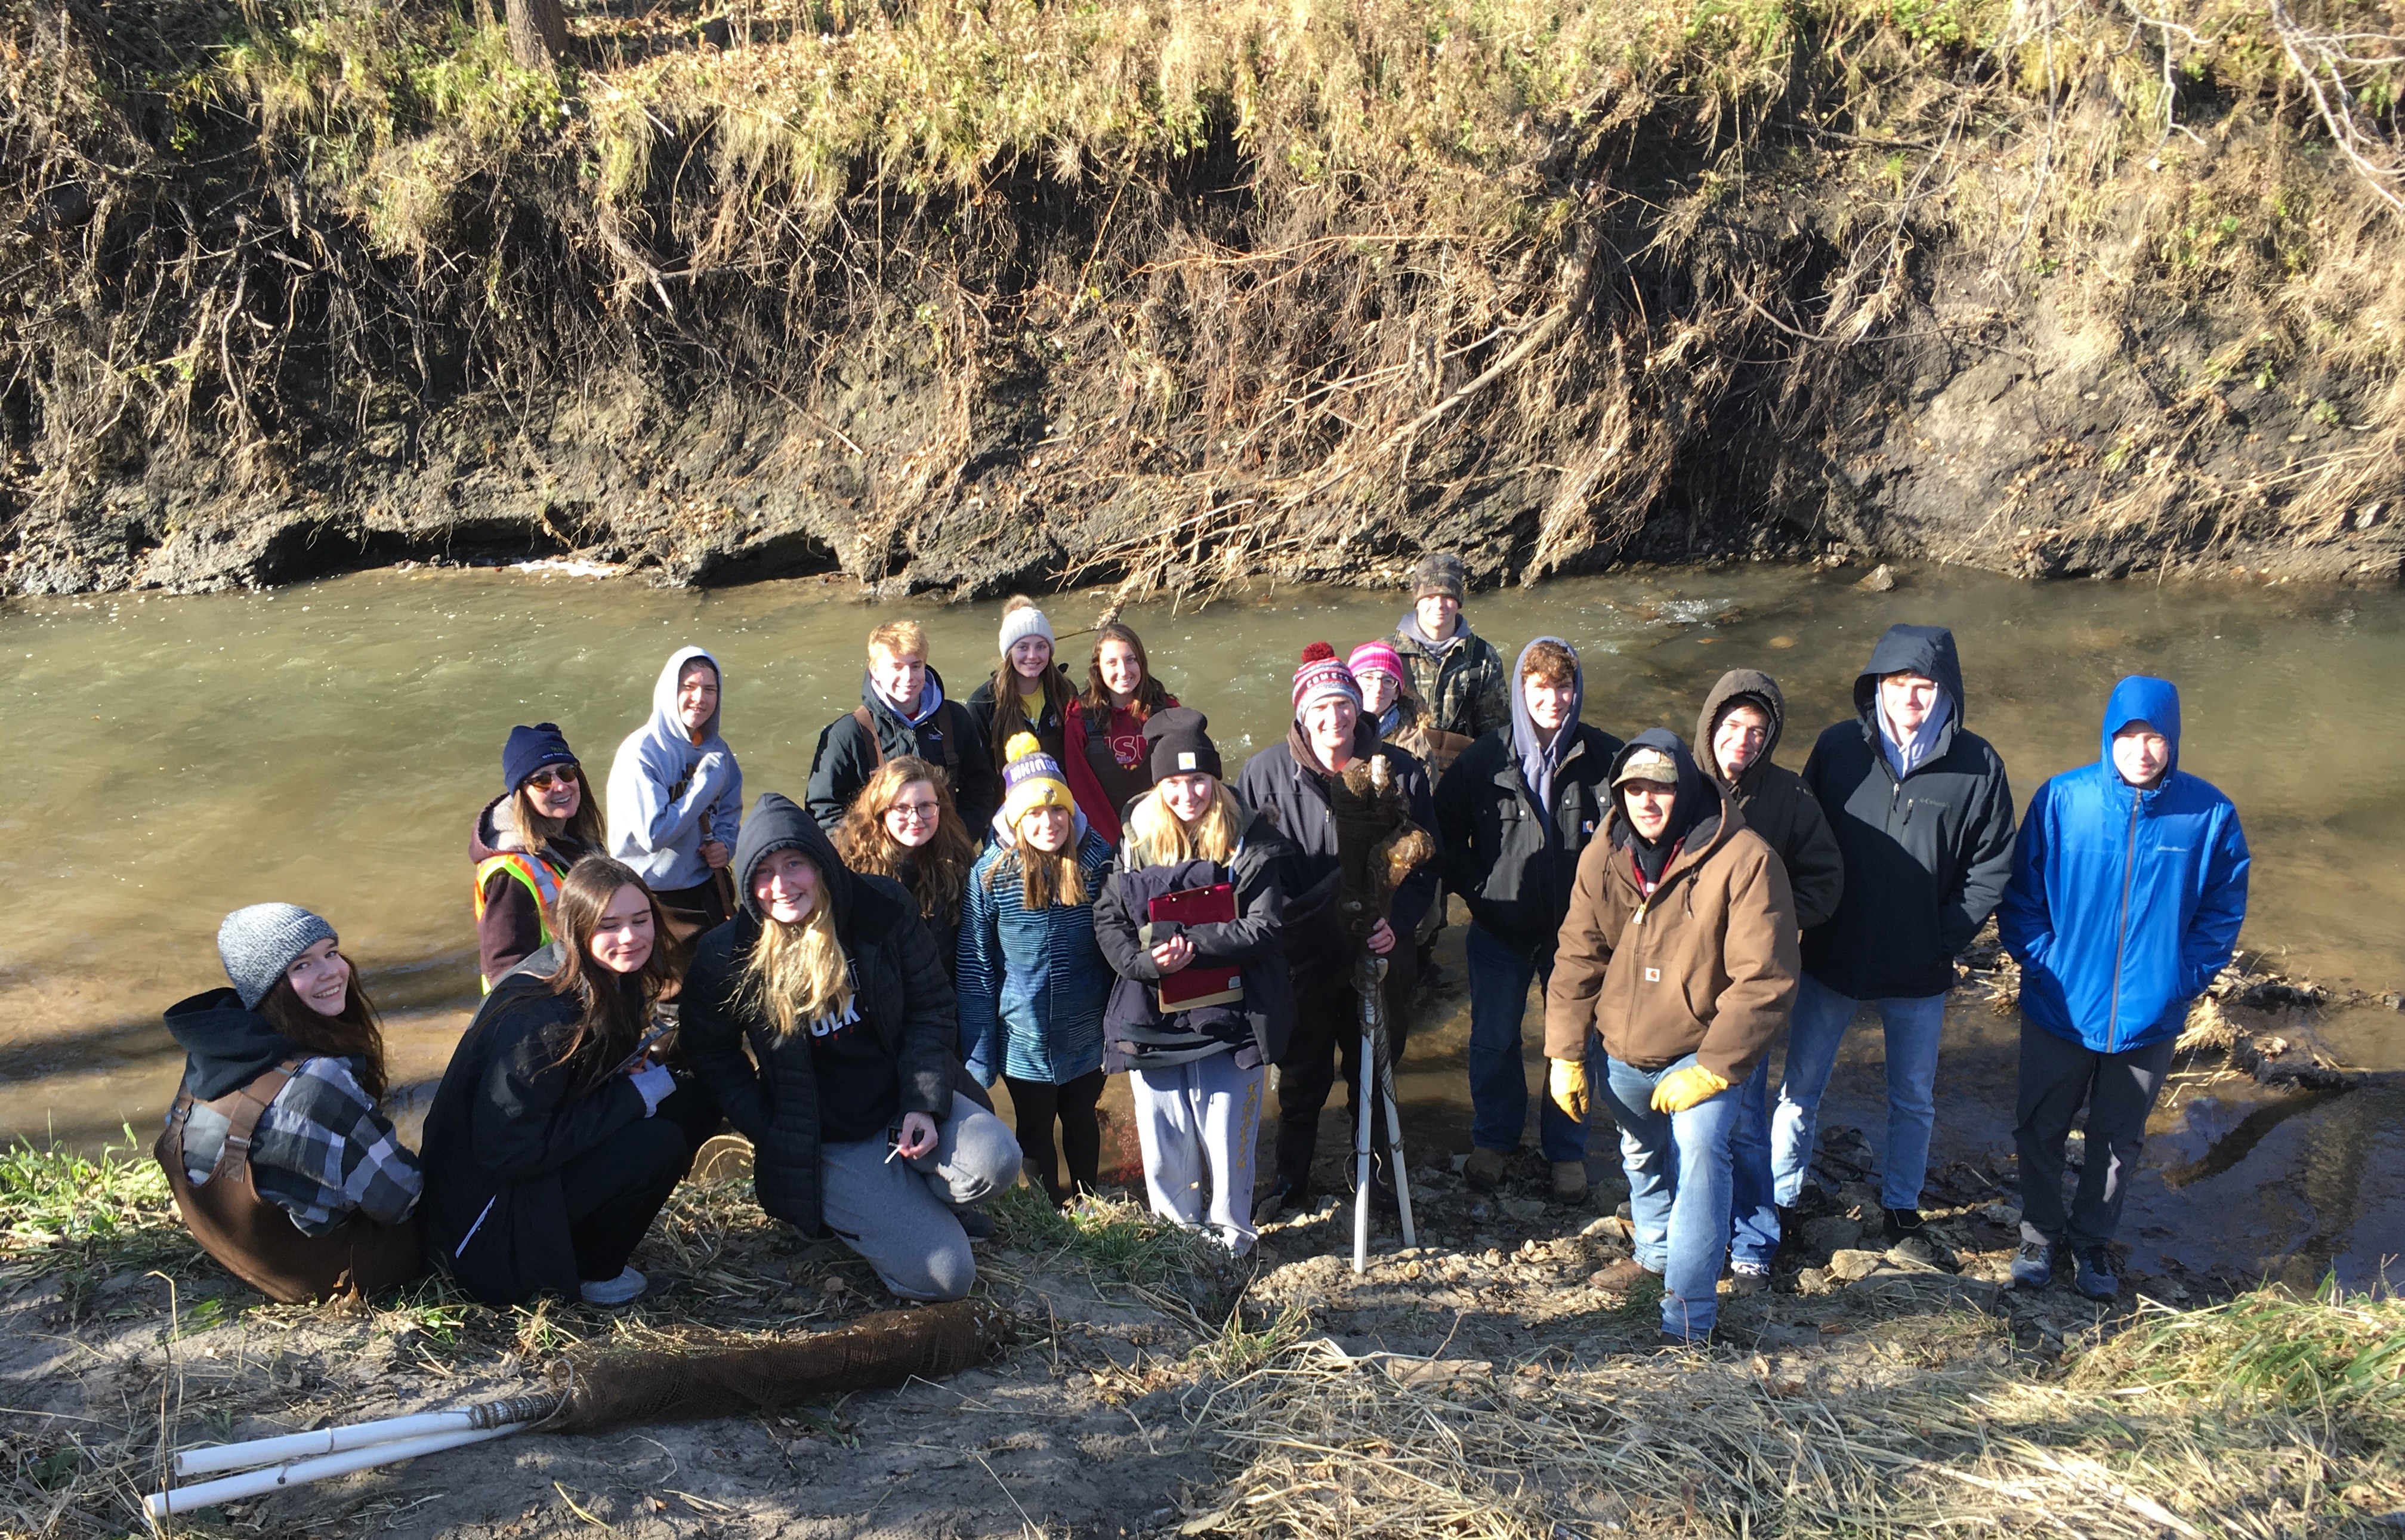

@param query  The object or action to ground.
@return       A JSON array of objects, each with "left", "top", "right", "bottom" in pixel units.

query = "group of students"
[{"left": 156, "top": 553, "right": 2252, "bottom": 1347}]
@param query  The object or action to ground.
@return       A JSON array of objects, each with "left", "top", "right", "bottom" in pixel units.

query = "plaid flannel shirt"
[{"left": 180, "top": 1056, "right": 423, "bottom": 1235}]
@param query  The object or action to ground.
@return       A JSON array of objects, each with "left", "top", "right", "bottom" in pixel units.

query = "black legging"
[
  {"left": 1005, "top": 1068, "right": 1106, "bottom": 1205},
  {"left": 556, "top": 1085, "right": 714, "bottom": 1282}
]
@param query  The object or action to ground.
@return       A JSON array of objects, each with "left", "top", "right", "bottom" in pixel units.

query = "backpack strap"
[{"left": 851, "top": 705, "right": 885, "bottom": 772}]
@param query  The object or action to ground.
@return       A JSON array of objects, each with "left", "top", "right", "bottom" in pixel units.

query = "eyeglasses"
[
  {"left": 888, "top": 801, "right": 941, "bottom": 824},
  {"left": 526, "top": 767, "right": 581, "bottom": 791}
]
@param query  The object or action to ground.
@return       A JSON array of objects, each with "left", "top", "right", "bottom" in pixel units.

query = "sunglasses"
[{"left": 526, "top": 766, "right": 581, "bottom": 791}]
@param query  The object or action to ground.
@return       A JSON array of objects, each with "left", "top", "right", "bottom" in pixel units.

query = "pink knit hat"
[
  {"left": 1291, "top": 641, "right": 1361, "bottom": 717},
  {"left": 1347, "top": 640, "right": 1407, "bottom": 685}
]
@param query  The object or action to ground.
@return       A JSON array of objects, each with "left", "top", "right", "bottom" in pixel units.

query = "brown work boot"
[
  {"left": 1588, "top": 1258, "right": 1663, "bottom": 1297},
  {"left": 1464, "top": 1147, "right": 1509, "bottom": 1190},
  {"left": 1550, "top": 1161, "right": 1589, "bottom": 1202}
]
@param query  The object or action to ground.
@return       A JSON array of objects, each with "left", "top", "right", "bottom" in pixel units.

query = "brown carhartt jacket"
[{"left": 1542, "top": 766, "right": 1801, "bottom": 1084}]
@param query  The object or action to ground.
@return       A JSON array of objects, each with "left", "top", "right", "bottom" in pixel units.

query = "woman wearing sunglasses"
[{"left": 473, "top": 723, "right": 605, "bottom": 990}]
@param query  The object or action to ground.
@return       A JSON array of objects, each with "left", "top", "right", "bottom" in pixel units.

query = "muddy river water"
[{"left": 2, "top": 562, "right": 2397, "bottom": 1284}]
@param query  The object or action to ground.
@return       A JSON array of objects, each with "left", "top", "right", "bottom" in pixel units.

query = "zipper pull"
[{"left": 1632, "top": 902, "right": 1648, "bottom": 925}]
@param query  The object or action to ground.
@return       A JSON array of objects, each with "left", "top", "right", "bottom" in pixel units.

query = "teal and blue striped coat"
[{"left": 957, "top": 828, "right": 1116, "bottom": 1086}]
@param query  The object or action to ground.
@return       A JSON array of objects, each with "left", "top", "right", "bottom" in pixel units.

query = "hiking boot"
[
  {"left": 1588, "top": 1258, "right": 1662, "bottom": 1297},
  {"left": 1657, "top": 1328, "right": 1714, "bottom": 1350},
  {"left": 1550, "top": 1161, "right": 1590, "bottom": 1202},
  {"left": 1882, "top": 1206, "right": 1927, "bottom": 1239},
  {"left": 579, "top": 1266, "right": 647, "bottom": 1306},
  {"left": 2074, "top": 1247, "right": 2119, "bottom": 1301},
  {"left": 1255, "top": 1169, "right": 1316, "bottom": 1223},
  {"left": 1725, "top": 1264, "right": 1771, "bottom": 1298},
  {"left": 1464, "top": 1147, "right": 1509, "bottom": 1190},
  {"left": 953, "top": 1203, "right": 997, "bottom": 1243},
  {"left": 2009, "top": 1239, "right": 2055, "bottom": 1289}
]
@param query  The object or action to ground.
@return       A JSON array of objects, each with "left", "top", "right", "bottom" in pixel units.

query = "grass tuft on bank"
[{"left": 0, "top": 1131, "right": 189, "bottom": 1290}]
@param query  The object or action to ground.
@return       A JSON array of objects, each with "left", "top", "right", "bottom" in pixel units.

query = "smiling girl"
[
  {"left": 422, "top": 857, "right": 715, "bottom": 1307},
  {"left": 159, "top": 905, "right": 425, "bottom": 1302},
  {"left": 473, "top": 722, "right": 605, "bottom": 989}
]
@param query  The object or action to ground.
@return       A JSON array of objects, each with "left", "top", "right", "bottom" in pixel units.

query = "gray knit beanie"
[{"left": 217, "top": 903, "right": 338, "bottom": 1010}]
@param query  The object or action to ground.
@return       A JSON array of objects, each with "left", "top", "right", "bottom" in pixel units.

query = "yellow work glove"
[
  {"left": 1650, "top": 1065, "right": 1730, "bottom": 1114},
  {"left": 1548, "top": 1057, "right": 1589, "bottom": 1124}
]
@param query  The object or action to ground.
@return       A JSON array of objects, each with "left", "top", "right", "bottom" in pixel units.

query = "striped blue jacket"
[{"left": 957, "top": 828, "right": 1116, "bottom": 1086}]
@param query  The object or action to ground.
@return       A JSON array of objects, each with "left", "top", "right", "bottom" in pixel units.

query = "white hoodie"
[{"left": 607, "top": 646, "right": 743, "bottom": 891}]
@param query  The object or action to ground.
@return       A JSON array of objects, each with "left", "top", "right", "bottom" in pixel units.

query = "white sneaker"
[{"left": 579, "top": 1266, "right": 647, "bottom": 1306}]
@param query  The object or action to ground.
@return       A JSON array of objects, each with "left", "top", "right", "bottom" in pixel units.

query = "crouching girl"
[
  {"left": 1093, "top": 711, "right": 1295, "bottom": 1254},
  {"left": 683, "top": 794, "right": 1019, "bottom": 1302},
  {"left": 422, "top": 857, "right": 714, "bottom": 1307},
  {"left": 159, "top": 905, "right": 425, "bottom": 1302}
]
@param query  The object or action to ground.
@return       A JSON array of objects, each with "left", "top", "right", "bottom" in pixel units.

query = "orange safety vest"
[{"left": 472, "top": 852, "right": 565, "bottom": 992}]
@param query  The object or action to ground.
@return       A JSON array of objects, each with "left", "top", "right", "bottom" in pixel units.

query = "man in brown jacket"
[
  {"left": 1543, "top": 730, "right": 1799, "bottom": 1345},
  {"left": 1693, "top": 671, "right": 1844, "bottom": 1286}
]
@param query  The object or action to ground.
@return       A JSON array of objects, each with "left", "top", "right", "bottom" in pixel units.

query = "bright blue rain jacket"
[{"left": 1997, "top": 676, "right": 2250, "bottom": 1054}]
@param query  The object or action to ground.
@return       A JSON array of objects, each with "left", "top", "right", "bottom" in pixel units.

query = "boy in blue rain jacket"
[{"left": 1997, "top": 675, "right": 2249, "bottom": 1301}]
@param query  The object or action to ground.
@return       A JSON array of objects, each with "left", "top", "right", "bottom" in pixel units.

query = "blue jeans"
[
  {"left": 1727, "top": 1060, "right": 1778, "bottom": 1270},
  {"left": 1600, "top": 1053, "right": 1741, "bottom": 1341},
  {"left": 1465, "top": 925, "right": 1585, "bottom": 1162},
  {"left": 1771, "top": 974, "right": 1947, "bottom": 1212}
]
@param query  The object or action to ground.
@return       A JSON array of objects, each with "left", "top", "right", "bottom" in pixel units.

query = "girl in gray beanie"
[
  {"left": 965, "top": 595, "right": 1078, "bottom": 778},
  {"left": 157, "top": 905, "right": 424, "bottom": 1302}
]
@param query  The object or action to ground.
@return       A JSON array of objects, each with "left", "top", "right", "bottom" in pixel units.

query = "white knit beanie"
[{"left": 998, "top": 604, "right": 1055, "bottom": 656}]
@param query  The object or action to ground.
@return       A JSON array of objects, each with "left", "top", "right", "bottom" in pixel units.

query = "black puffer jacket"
[
  {"left": 679, "top": 793, "right": 958, "bottom": 1236},
  {"left": 1094, "top": 806, "right": 1299, "bottom": 1069},
  {"left": 419, "top": 944, "right": 654, "bottom": 1306},
  {"left": 805, "top": 666, "right": 998, "bottom": 834},
  {"left": 1693, "top": 669, "right": 1844, "bottom": 932},
  {"left": 1799, "top": 625, "right": 2017, "bottom": 999},
  {"left": 1434, "top": 637, "right": 1623, "bottom": 945},
  {"left": 1233, "top": 725, "right": 1440, "bottom": 963}
]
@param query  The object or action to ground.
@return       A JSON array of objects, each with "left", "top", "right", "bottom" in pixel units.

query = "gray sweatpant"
[
  {"left": 2013, "top": 1017, "right": 2176, "bottom": 1252},
  {"left": 821, "top": 1092, "right": 1021, "bottom": 1301},
  {"left": 1130, "top": 1051, "right": 1265, "bottom": 1255}
]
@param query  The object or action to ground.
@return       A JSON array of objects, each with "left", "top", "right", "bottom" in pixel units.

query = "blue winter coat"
[
  {"left": 1997, "top": 676, "right": 2250, "bottom": 1055},
  {"left": 957, "top": 827, "right": 1116, "bottom": 1086}
]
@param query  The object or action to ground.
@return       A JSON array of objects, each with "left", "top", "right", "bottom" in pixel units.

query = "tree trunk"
[{"left": 504, "top": 0, "right": 569, "bottom": 70}]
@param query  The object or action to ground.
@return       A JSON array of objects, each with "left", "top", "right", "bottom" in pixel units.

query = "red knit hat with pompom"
[{"left": 1291, "top": 641, "right": 1361, "bottom": 717}]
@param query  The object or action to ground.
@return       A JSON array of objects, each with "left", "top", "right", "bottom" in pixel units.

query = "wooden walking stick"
[{"left": 1326, "top": 754, "right": 1436, "bottom": 1273}]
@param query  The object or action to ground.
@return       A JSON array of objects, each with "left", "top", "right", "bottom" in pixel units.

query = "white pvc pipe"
[
  {"left": 175, "top": 1409, "right": 480, "bottom": 1477},
  {"left": 146, "top": 1424, "right": 524, "bottom": 1517}
]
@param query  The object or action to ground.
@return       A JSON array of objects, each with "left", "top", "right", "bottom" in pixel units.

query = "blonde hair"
[
  {"left": 993, "top": 811, "right": 1088, "bottom": 910},
  {"left": 1125, "top": 779, "right": 1244, "bottom": 868},
  {"left": 740, "top": 866, "right": 854, "bottom": 1041},
  {"left": 867, "top": 619, "right": 928, "bottom": 662}
]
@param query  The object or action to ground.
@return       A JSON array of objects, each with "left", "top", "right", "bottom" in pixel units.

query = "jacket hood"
[
  {"left": 733, "top": 792, "right": 855, "bottom": 930},
  {"left": 2100, "top": 674, "right": 2181, "bottom": 779},
  {"left": 1608, "top": 729, "right": 1715, "bottom": 857},
  {"left": 862, "top": 663, "right": 947, "bottom": 727},
  {"left": 1396, "top": 609, "right": 1465, "bottom": 653},
  {"left": 471, "top": 793, "right": 514, "bottom": 862},
  {"left": 164, "top": 987, "right": 306, "bottom": 1101},
  {"left": 1695, "top": 669, "right": 1786, "bottom": 790},
  {"left": 649, "top": 646, "right": 727, "bottom": 748},
  {"left": 1852, "top": 624, "right": 1966, "bottom": 721},
  {"left": 1509, "top": 635, "right": 1583, "bottom": 801}
]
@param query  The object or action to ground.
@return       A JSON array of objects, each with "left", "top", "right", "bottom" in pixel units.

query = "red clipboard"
[{"left": 1149, "top": 884, "right": 1245, "bottom": 1011}]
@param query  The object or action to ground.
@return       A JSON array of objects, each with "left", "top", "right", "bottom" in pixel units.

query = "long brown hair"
[
  {"left": 834, "top": 756, "right": 976, "bottom": 927},
  {"left": 543, "top": 856, "right": 683, "bottom": 1092},
  {"left": 1082, "top": 621, "right": 1171, "bottom": 720},
  {"left": 986, "top": 596, "right": 1073, "bottom": 769},
  {"left": 259, "top": 968, "right": 390, "bottom": 1100},
  {"left": 508, "top": 766, "right": 604, "bottom": 869},
  {"left": 989, "top": 808, "right": 1090, "bottom": 910}
]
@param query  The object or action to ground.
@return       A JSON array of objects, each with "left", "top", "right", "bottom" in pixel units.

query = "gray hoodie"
[{"left": 606, "top": 646, "right": 743, "bottom": 891}]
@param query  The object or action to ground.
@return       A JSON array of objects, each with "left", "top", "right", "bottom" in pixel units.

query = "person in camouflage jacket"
[{"left": 1390, "top": 553, "right": 1509, "bottom": 742}]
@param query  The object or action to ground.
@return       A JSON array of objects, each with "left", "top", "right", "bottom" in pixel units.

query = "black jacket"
[
  {"left": 805, "top": 666, "right": 998, "bottom": 834},
  {"left": 1799, "top": 625, "right": 2017, "bottom": 999},
  {"left": 1233, "top": 727, "right": 1440, "bottom": 967},
  {"left": 965, "top": 668, "right": 1074, "bottom": 773},
  {"left": 680, "top": 793, "right": 959, "bottom": 1237},
  {"left": 1694, "top": 670, "right": 1845, "bottom": 932},
  {"left": 1435, "top": 723, "right": 1622, "bottom": 945},
  {"left": 419, "top": 944, "right": 653, "bottom": 1306},
  {"left": 1094, "top": 810, "right": 1299, "bottom": 1069}
]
